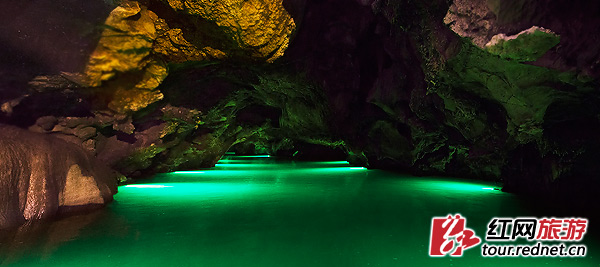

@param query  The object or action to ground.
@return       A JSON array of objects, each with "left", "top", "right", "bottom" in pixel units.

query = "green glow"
[
  {"left": 124, "top": 184, "right": 173, "bottom": 188},
  {"left": 214, "top": 163, "right": 278, "bottom": 168},
  {"left": 216, "top": 159, "right": 258, "bottom": 163},
  {"left": 117, "top": 182, "right": 262, "bottom": 203},
  {"left": 311, "top": 161, "right": 350, "bottom": 165},
  {"left": 298, "top": 167, "right": 369, "bottom": 175},
  {"left": 4, "top": 158, "right": 597, "bottom": 267},
  {"left": 350, "top": 167, "right": 366, "bottom": 170},
  {"left": 406, "top": 178, "right": 502, "bottom": 195},
  {"left": 232, "top": 155, "right": 271, "bottom": 158},
  {"left": 224, "top": 152, "right": 236, "bottom": 155},
  {"left": 214, "top": 163, "right": 259, "bottom": 167}
]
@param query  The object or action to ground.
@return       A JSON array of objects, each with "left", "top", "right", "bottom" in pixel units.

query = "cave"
[{"left": 1, "top": 0, "right": 599, "bottom": 265}]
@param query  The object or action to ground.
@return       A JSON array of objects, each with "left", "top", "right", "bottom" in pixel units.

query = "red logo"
[
  {"left": 429, "top": 214, "right": 481, "bottom": 256},
  {"left": 536, "top": 218, "right": 587, "bottom": 241}
]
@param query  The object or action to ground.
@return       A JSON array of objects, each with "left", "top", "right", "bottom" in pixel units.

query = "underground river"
[{"left": 1, "top": 155, "right": 598, "bottom": 266}]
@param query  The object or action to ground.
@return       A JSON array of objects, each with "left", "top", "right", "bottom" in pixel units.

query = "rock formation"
[
  {"left": 83, "top": 0, "right": 296, "bottom": 114},
  {"left": 0, "top": 125, "right": 117, "bottom": 229},
  {"left": 0, "top": 0, "right": 599, "bottom": 208}
]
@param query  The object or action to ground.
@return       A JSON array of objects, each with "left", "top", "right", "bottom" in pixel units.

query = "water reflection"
[
  {"left": 1, "top": 157, "right": 598, "bottom": 266},
  {"left": 1, "top": 211, "right": 104, "bottom": 265}
]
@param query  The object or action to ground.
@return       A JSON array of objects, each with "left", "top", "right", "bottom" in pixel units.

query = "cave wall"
[
  {"left": 0, "top": 0, "right": 114, "bottom": 105},
  {"left": 280, "top": 0, "right": 600, "bottom": 199},
  {"left": 0, "top": 0, "right": 599, "bottom": 201}
]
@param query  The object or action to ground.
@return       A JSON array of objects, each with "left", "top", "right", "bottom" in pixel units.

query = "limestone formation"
[
  {"left": 162, "top": 0, "right": 295, "bottom": 62},
  {"left": 83, "top": 0, "right": 295, "bottom": 113},
  {"left": 0, "top": 125, "right": 117, "bottom": 229},
  {"left": 485, "top": 26, "right": 560, "bottom": 62},
  {"left": 84, "top": 1, "right": 168, "bottom": 113},
  {"left": 3, "top": 0, "right": 599, "bottom": 203}
]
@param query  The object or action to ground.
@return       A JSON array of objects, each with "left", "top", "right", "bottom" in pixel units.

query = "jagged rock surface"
[
  {"left": 444, "top": 0, "right": 600, "bottom": 77},
  {"left": 1, "top": 0, "right": 599, "bottom": 206},
  {"left": 83, "top": 0, "right": 295, "bottom": 114},
  {"left": 282, "top": 0, "right": 600, "bottom": 202}
]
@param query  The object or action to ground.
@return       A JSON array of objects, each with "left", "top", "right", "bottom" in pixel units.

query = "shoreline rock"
[{"left": 0, "top": 125, "right": 117, "bottom": 229}]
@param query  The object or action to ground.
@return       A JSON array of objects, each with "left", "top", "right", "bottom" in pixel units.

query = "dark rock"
[
  {"left": 28, "top": 74, "right": 82, "bottom": 92},
  {"left": 445, "top": 0, "right": 600, "bottom": 77},
  {"left": 73, "top": 126, "right": 97, "bottom": 141},
  {"left": 35, "top": 116, "right": 58, "bottom": 132},
  {"left": 3, "top": 0, "right": 600, "bottom": 202}
]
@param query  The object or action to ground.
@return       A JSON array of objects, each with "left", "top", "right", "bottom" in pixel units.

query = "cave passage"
[{"left": 1, "top": 156, "right": 598, "bottom": 266}]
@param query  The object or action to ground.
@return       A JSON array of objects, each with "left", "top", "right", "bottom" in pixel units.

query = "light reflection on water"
[{"left": 1, "top": 157, "right": 598, "bottom": 266}]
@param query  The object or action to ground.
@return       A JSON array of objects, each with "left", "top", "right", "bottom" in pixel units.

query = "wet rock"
[{"left": 0, "top": 125, "right": 117, "bottom": 229}]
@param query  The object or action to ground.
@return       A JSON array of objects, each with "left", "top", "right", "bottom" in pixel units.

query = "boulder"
[{"left": 0, "top": 125, "right": 117, "bottom": 229}]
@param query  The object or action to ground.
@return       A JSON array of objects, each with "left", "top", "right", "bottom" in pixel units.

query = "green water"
[{"left": 1, "top": 156, "right": 598, "bottom": 266}]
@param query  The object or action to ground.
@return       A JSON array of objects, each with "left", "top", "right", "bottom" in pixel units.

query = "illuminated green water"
[{"left": 1, "top": 156, "right": 598, "bottom": 266}]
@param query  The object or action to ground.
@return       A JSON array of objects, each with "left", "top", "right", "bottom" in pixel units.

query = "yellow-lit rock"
[
  {"left": 84, "top": 0, "right": 295, "bottom": 113},
  {"left": 85, "top": 1, "right": 161, "bottom": 86},
  {"left": 163, "top": 0, "right": 295, "bottom": 62},
  {"left": 85, "top": 1, "right": 169, "bottom": 113},
  {"left": 153, "top": 28, "right": 226, "bottom": 62}
]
